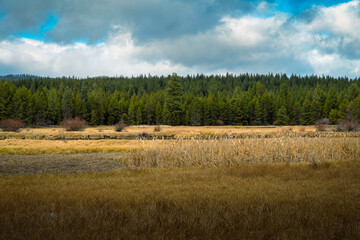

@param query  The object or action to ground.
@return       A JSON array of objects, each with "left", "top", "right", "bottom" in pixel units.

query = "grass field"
[
  {"left": 0, "top": 125, "right": 359, "bottom": 239},
  {"left": 0, "top": 125, "right": 320, "bottom": 140}
]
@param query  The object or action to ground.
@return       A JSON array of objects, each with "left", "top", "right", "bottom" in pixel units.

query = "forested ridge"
[{"left": 0, "top": 73, "right": 359, "bottom": 126}]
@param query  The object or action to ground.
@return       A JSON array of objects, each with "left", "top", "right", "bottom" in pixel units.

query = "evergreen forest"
[{"left": 0, "top": 73, "right": 360, "bottom": 126}]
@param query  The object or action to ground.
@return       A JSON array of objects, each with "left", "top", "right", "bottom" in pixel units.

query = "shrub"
[
  {"left": 0, "top": 118, "right": 25, "bottom": 132},
  {"left": 316, "top": 118, "right": 330, "bottom": 125},
  {"left": 315, "top": 123, "right": 326, "bottom": 132},
  {"left": 114, "top": 121, "right": 127, "bottom": 132},
  {"left": 315, "top": 118, "right": 330, "bottom": 132},
  {"left": 216, "top": 120, "right": 224, "bottom": 126},
  {"left": 60, "top": 117, "right": 87, "bottom": 131},
  {"left": 337, "top": 119, "right": 360, "bottom": 132},
  {"left": 153, "top": 125, "right": 161, "bottom": 132}
]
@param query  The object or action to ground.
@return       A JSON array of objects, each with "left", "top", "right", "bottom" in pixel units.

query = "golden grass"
[
  {"left": 126, "top": 137, "right": 360, "bottom": 168},
  {"left": 1, "top": 132, "right": 359, "bottom": 157},
  {"left": 0, "top": 125, "right": 318, "bottom": 139},
  {"left": 1, "top": 126, "right": 358, "bottom": 238},
  {"left": 0, "top": 161, "right": 359, "bottom": 239},
  {"left": 0, "top": 139, "right": 150, "bottom": 154}
]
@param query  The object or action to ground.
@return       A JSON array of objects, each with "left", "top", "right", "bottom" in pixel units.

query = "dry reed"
[
  {"left": 126, "top": 136, "right": 360, "bottom": 168},
  {"left": 0, "top": 161, "right": 359, "bottom": 239}
]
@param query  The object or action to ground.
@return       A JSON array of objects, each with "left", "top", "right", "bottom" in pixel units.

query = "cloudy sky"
[{"left": 0, "top": 0, "right": 359, "bottom": 77}]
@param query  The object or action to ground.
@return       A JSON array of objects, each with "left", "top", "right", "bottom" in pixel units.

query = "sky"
[{"left": 0, "top": 0, "right": 359, "bottom": 78}]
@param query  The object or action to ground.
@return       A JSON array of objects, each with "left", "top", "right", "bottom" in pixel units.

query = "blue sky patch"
[
  {"left": 273, "top": 0, "right": 350, "bottom": 13},
  {"left": 0, "top": 12, "right": 5, "bottom": 22},
  {"left": 19, "top": 14, "right": 58, "bottom": 41}
]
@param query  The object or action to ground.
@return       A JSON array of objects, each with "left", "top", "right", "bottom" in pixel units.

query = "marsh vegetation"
[{"left": 0, "top": 125, "right": 359, "bottom": 239}]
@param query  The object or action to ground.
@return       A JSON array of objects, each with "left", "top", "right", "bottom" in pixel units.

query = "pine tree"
[
  {"left": 276, "top": 106, "right": 289, "bottom": 125},
  {"left": 72, "top": 92, "right": 87, "bottom": 120},
  {"left": 312, "top": 85, "right": 325, "bottom": 121},
  {"left": 33, "top": 90, "right": 48, "bottom": 125},
  {"left": 108, "top": 91, "right": 120, "bottom": 125},
  {"left": 127, "top": 95, "right": 137, "bottom": 125},
  {"left": 232, "top": 95, "right": 242, "bottom": 125},
  {"left": 301, "top": 94, "right": 314, "bottom": 125},
  {"left": 189, "top": 98, "right": 202, "bottom": 126},
  {"left": 253, "top": 98, "right": 262, "bottom": 125},
  {"left": 135, "top": 106, "right": 142, "bottom": 125},
  {"left": 339, "top": 99, "right": 349, "bottom": 119},
  {"left": 11, "top": 86, "right": 33, "bottom": 125},
  {"left": 352, "top": 95, "right": 360, "bottom": 120},
  {"left": 88, "top": 90, "right": 105, "bottom": 125},
  {"left": 162, "top": 101, "right": 170, "bottom": 125},
  {"left": 324, "top": 87, "right": 338, "bottom": 117},
  {"left": 145, "top": 93, "right": 156, "bottom": 125},
  {"left": 47, "top": 88, "right": 61, "bottom": 125},
  {"left": 166, "top": 74, "right": 183, "bottom": 125},
  {"left": 0, "top": 82, "right": 15, "bottom": 120},
  {"left": 348, "top": 83, "right": 360, "bottom": 101},
  {"left": 329, "top": 109, "right": 341, "bottom": 123},
  {"left": 62, "top": 87, "right": 72, "bottom": 120},
  {"left": 155, "top": 101, "right": 162, "bottom": 124}
]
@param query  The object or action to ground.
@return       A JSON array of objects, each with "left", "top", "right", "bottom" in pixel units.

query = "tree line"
[{"left": 0, "top": 73, "right": 359, "bottom": 126}]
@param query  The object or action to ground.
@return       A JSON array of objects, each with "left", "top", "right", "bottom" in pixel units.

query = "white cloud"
[
  {"left": 308, "top": 1, "right": 360, "bottom": 38},
  {"left": 0, "top": 34, "right": 193, "bottom": 77},
  {"left": 0, "top": 1, "right": 360, "bottom": 77}
]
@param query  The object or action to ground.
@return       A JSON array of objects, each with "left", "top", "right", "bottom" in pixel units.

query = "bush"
[
  {"left": 0, "top": 118, "right": 25, "bottom": 132},
  {"left": 337, "top": 119, "right": 360, "bottom": 132},
  {"left": 315, "top": 123, "right": 326, "bottom": 132},
  {"left": 316, "top": 118, "right": 330, "bottom": 125},
  {"left": 153, "top": 125, "right": 161, "bottom": 132},
  {"left": 216, "top": 120, "right": 224, "bottom": 126},
  {"left": 60, "top": 117, "right": 87, "bottom": 131},
  {"left": 315, "top": 118, "right": 330, "bottom": 132},
  {"left": 114, "top": 121, "right": 127, "bottom": 132}
]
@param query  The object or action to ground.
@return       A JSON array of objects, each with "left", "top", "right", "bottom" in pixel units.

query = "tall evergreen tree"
[
  {"left": 11, "top": 86, "right": 33, "bottom": 124},
  {"left": 33, "top": 89, "right": 48, "bottom": 125},
  {"left": 47, "top": 88, "right": 61, "bottom": 125},
  {"left": 324, "top": 87, "right": 338, "bottom": 117},
  {"left": 166, "top": 74, "right": 183, "bottom": 125},
  {"left": 301, "top": 93, "right": 314, "bottom": 125},
  {"left": 62, "top": 87, "right": 72, "bottom": 120},
  {"left": 276, "top": 106, "right": 289, "bottom": 125},
  {"left": 162, "top": 101, "right": 170, "bottom": 125},
  {"left": 0, "top": 82, "right": 15, "bottom": 120},
  {"left": 108, "top": 91, "right": 121, "bottom": 125},
  {"left": 72, "top": 92, "right": 88, "bottom": 120}
]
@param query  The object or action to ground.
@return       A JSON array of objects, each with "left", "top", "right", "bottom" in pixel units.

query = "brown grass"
[
  {"left": 0, "top": 153, "right": 124, "bottom": 175},
  {"left": 0, "top": 139, "right": 150, "bottom": 154},
  {"left": 0, "top": 126, "right": 359, "bottom": 239},
  {"left": 126, "top": 137, "right": 360, "bottom": 168},
  {"left": 0, "top": 161, "right": 359, "bottom": 239},
  {"left": 0, "top": 125, "right": 317, "bottom": 139}
]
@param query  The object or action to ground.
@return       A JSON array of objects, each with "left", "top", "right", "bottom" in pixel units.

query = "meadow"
[{"left": 0, "top": 125, "right": 359, "bottom": 239}]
